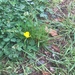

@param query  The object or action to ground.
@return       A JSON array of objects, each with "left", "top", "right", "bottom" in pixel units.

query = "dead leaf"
[
  {"left": 61, "top": 40, "right": 67, "bottom": 47},
  {"left": 42, "top": 71, "right": 50, "bottom": 75},
  {"left": 45, "top": 27, "right": 58, "bottom": 37},
  {"left": 51, "top": 45, "right": 60, "bottom": 52},
  {"left": 44, "top": 51, "right": 50, "bottom": 55},
  {"left": 30, "top": 71, "right": 42, "bottom": 75},
  {"left": 54, "top": 17, "right": 64, "bottom": 22},
  {"left": 53, "top": 7, "right": 59, "bottom": 13},
  {"left": 45, "top": 21, "right": 50, "bottom": 24},
  {"left": 60, "top": 0, "right": 71, "bottom": 5},
  {"left": 49, "top": 29, "right": 58, "bottom": 36}
]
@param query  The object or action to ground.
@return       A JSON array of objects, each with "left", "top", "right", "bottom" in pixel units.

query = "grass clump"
[{"left": 0, "top": 0, "right": 75, "bottom": 75}]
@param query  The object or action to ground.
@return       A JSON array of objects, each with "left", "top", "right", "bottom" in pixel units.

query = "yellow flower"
[{"left": 23, "top": 31, "right": 31, "bottom": 38}]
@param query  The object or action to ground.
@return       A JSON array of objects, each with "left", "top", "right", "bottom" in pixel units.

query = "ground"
[{"left": 0, "top": 0, "right": 75, "bottom": 75}]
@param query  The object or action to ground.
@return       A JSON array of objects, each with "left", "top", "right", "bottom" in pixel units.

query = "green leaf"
[
  {"left": 0, "top": 0, "right": 7, "bottom": 2},
  {"left": 19, "top": 4, "right": 25, "bottom": 10},
  {"left": 9, "top": 0, "right": 17, "bottom": 6},
  {"left": 3, "top": 38, "right": 10, "bottom": 42},
  {"left": 27, "top": 46, "right": 37, "bottom": 51},
  {"left": 0, "top": 35, "right": 3, "bottom": 38},
  {"left": 29, "top": 40, "right": 35, "bottom": 46},
  {"left": 11, "top": 38, "right": 16, "bottom": 42},
  {"left": 0, "top": 51, "right": 3, "bottom": 57},
  {"left": 17, "top": 47, "right": 22, "bottom": 51},
  {"left": 40, "top": 13, "right": 47, "bottom": 19},
  {"left": 0, "top": 45, "right": 3, "bottom": 49}
]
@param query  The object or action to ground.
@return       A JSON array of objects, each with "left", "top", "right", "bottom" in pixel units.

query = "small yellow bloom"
[{"left": 24, "top": 31, "right": 31, "bottom": 38}]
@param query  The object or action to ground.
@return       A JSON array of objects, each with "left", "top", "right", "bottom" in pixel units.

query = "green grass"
[{"left": 0, "top": 0, "right": 75, "bottom": 75}]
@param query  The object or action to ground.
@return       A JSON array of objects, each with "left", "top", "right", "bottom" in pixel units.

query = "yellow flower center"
[{"left": 24, "top": 31, "right": 31, "bottom": 38}]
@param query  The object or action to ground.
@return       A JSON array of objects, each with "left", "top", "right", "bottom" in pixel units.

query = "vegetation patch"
[{"left": 0, "top": 0, "right": 75, "bottom": 75}]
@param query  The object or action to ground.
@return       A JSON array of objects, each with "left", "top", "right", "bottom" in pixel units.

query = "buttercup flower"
[{"left": 24, "top": 31, "right": 31, "bottom": 38}]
